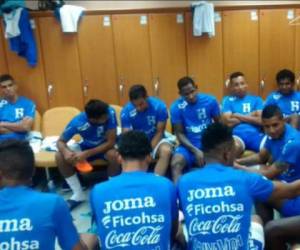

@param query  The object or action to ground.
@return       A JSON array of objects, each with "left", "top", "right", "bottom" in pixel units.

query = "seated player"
[
  {"left": 0, "top": 140, "right": 86, "bottom": 250},
  {"left": 0, "top": 74, "right": 35, "bottom": 141},
  {"left": 221, "top": 72, "right": 265, "bottom": 154},
  {"left": 177, "top": 122, "right": 300, "bottom": 250},
  {"left": 90, "top": 131, "right": 178, "bottom": 249},
  {"left": 121, "top": 84, "right": 173, "bottom": 176},
  {"left": 56, "top": 99, "right": 120, "bottom": 210},
  {"left": 265, "top": 69, "right": 300, "bottom": 129},
  {"left": 170, "top": 76, "right": 220, "bottom": 182}
]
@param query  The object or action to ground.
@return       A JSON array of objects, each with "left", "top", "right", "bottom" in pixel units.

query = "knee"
[
  {"left": 105, "top": 149, "right": 118, "bottom": 161},
  {"left": 265, "top": 220, "right": 282, "bottom": 238},
  {"left": 55, "top": 151, "right": 64, "bottom": 163},
  {"left": 158, "top": 144, "right": 172, "bottom": 158},
  {"left": 171, "top": 155, "right": 185, "bottom": 170}
]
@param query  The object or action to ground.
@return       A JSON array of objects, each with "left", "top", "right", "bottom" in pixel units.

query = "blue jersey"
[
  {"left": 170, "top": 93, "right": 220, "bottom": 148},
  {"left": 121, "top": 97, "right": 168, "bottom": 141},
  {"left": 90, "top": 171, "right": 178, "bottom": 250},
  {"left": 265, "top": 91, "right": 300, "bottom": 117},
  {"left": 177, "top": 163, "right": 273, "bottom": 250},
  {"left": 0, "top": 96, "right": 36, "bottom": 140},
  {"left": 61, "top": 106, "right": 117, "bottom": 149},
  {"left": 264, "top": 124, "right": 300, "bottom": 182},
  {"left": 0, "top": 186, "right": 79, "bottom": 250}
]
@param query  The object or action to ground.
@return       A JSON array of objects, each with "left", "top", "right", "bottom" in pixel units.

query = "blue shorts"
[
  {"left": 174, "top": 145, "right": 198, "bottom": 169},
  {"left": 235, "top": 132, "right": 266, "bottom": 152},
  {"left": 281, "top": 197, "right": 300, "bottom": 217}
]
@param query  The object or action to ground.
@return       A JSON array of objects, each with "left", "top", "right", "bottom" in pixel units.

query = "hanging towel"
[
  {"left": 3, "top": 7, "right": 22, "bottom": 38},
  {"left": 58, "top": 5, "right": 85, "bottom": 33},
  {"left": 192, "top": 1, "right": 215, "bottom": 37},
  {"left": 5, "top": 8, "right": 37, "bottom": 67}
]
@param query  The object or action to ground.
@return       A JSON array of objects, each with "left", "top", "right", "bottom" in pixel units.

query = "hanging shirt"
[
  {"left": 265, "top": 91, "right": 300, "bottom": 117},
  {"left": 170, "top": 93, "right": 220, "bottom": 148},
  {"left": 177, "top": 163, "right": 274, "bottom": 250},
  {"left": 0, "top": 96, "right": 36, "bottom": 141},
  {"left": 3, "top": 7, "right": 22, "bottom": 38},
  {"left": 0, "top": 186, "right": 79, "bottom": 250},
  {"left": 121, "top": 96, "right": 168, "bottom": 141},
  {"left": 264, "top": 124, "right": 300, "bottom": 182},
  {"left": 61, "top": 107, "right": 117, "bottom": 149},
  {"left": 90, "top": 171, "right": 178, "bottom": 250}
]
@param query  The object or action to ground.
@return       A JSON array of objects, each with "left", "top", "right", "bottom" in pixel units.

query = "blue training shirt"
[
  {"left": 90, "top": 171, "right": 178, "bottom": 250},
  {"left": 0, "top": 186, "right": 79, "bottom": 250},
  {"left": 61, "top": 106, "right": 117, "bottom": 148},
  {"left": 170, "top": 93, "right": 220, "bottom": 148},
  {"left": 121, "top": 97, "right": 168, "bottom": 141},
  {"left": 0, "top": 96, "right": 36, "bottom": 141},
  {"left": 264, "top": 124, "right": 300, "bottom": 182},
  {"left": 177, "top": 163, "right": 273, "bottom": 250},
  {"left": 264, "top": 91, "right": 300, "bottom": 117}
]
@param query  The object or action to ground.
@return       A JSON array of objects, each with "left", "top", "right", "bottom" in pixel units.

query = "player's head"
[
  {"left": 85, "top": 99, "right": 109, "bottom": 125},
  {"left": 177, "top": 76, "right": 198, "bottom": 104},
  {"left": 229, "top": 72, "right": 248, "bottom": 98},
  {"left": 0, "top": 74, "right": 17, "bottom": 100},
  {"left": 0, "top": 140, "right": 34, "bottom": 185},
  {"left": 129, "top": 84, "right": 148, "bottom": 112},
  {"left": 262, "top": 105, "right": 285, "bottom": 139},
  {"left": 201, "top": 123, "right": 235, "bottom": 166},
  {"left": 276, "top": 69, "right": 295, "bottom": 96},
  {"left": 117, "top": 131, "right": 152, "bottom": 169}
]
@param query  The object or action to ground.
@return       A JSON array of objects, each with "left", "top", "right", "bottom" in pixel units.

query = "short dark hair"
[
  {"left": 177, "top": 76, "right": 195, "bottom": 91},
  {"left": 202, "top": 123, "right": 233, "bottom": 153},
  {"left": 0, "top": 74, "right": 14, "bottom": 84},
  {"left": 118, "top": 131, "right": 152, "bottom": 161},
  {"left": 129, "top": 85, "right": 147, "bottom": 101},
  {"left": 230, "top": 72, "right": 244, "bottom": 82},
  {"left": 0, "top": 140, "right": 34, "bottom": 181},
  {"left": 262, "top": 104, "right": 283, "bottom": 120},
  {"left": 85, "top": 99, "right": 108, "bottom": 119},
  {"left": 276, "top": 69, "right": 295, "bottom": 83}
]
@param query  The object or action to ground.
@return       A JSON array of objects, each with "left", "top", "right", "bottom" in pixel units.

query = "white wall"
[{"left": 26, "top": 1, "right": 300, "bottom": 11}]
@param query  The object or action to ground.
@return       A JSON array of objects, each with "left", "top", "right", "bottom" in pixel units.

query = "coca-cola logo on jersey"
[
  {"left": 188, "top": 214, "right": 243, "bottom": 236},
  {"left": 105, "top": 226, "right": 162, "bottom": 249}
]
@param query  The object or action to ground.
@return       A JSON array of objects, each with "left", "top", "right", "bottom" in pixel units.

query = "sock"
[{"left": 65, "top": 174, "right": 85, "bottom": 201}]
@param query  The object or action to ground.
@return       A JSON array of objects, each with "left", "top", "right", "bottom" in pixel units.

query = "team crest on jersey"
[
  {"left": 78, "top": 123, "right": 90, "bottom": 131},
  {"left": 97, "top": 127, "right": 104, "bottom": 137},
  {"left": 290, "top": 101, "right": 300, "bottom": 112},
  {"left": 147, "top": 116, "right": 156, "bottom": 126},
  {"left": 197, "top": 108, "right": 207, "bottom": 120},
  {"left": 273, "top": 94, "right": 282, "bottom": 100},
  {"left": 129, "top": 109, "right": 137, "bottom": 117},
  {"left": 178, "top": 101, "right": 188, "bottom": 109},
  {"left": 242, "top": 103, "right": 251, "bottom": 113}
]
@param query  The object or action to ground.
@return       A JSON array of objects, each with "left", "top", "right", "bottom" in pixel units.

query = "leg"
[
  {"left": 265, "top": 216, "right": 300, "bottom": 250},
  {"left": 171, "top": 154, "right": 186, "bottom": 183},
  {"left": 154, "top": 143, "right": 173, "bottom": 176},
  {"left": 80, "top": 233, "right": 100, "bottom": 250},
  {"left": 233, "top": 135, "right": 245, "bottom": 158},
  {"left": 56, "top": 151, "right": 85, "bottom": 202},
  {"left": 105, "top": 148, "right": 121, "bottom": 177}
]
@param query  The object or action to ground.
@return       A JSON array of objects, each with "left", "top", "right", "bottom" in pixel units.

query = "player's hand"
[
  {"left": 64, "top": 150, "right": 76, "bottom": 164},
  {"left": 73, "top": 151, "right": 89, "bottom": 163},
  {"left": 194, "top": 149, "right": 205, "bottom": 167},
  {"left": 233, "top": 160, "right": 247, "bottom": 170}
]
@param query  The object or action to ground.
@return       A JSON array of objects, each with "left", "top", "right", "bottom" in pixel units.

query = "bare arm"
[
  {"left": 236, "top": 148, "right": 270, "bottom": 166},
  {"left": 221, "top": 112, "right": 241, "bottom": 127},
  {"left": 0, "top": 117, "right": 33, "bottom": 132},
  {"left": 174, "top": 123, "right": 200, "bottom": 154},
  {"left": 269, "top": 179, "right": 300, "bottom": 201},
  {"left": 151, "top": 121, "right": 165, "bottom": 149},
  {"left": 232, "top": 110, "right": 262, "bottom": 126},
  {"left": 288, "top": 114, "right": 300, "bottom": 129}
]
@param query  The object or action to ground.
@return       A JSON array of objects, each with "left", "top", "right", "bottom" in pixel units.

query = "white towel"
[
  {"left": 59, "top": 5, "right": 85, "bottom": 33},
  {"left": 3, "top": 7, "right": 23, "bottom": 38},
  {"left": 192, "top": 1, "right": 215, "bottom": 37}
]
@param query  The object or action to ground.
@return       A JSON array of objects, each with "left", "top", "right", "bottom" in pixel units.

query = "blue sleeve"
[
  {"left": 210, "top": 98, "right": 221, "bottom": 118},
  {"left": 277, "top": 141, "right": 299, "bottom": 166},
  {"left": 263, "top": 138, "right": 271, "bottom": 152},
  {"left": 221, "top": 97, "right": 232, "bottom": 113},
  {"left": 120, "top": 107, "right": 132, "bottom": 129},
  {"left": 61, "top": 118, "right": 78, "bottom": 142},
  {"left": 170, "top": 103, "right": 181, "bottom": 125},
  {"left": 264, "top": 94, "right": 275, "bottom": 107},
  {"left": 157, "top": 101, "right": 168, "bottom": 122},
  {"left": 107, "top": 108, "right": 117, "bottom": 129},
  {"left": 247, "top": 172, "right": 274, "bottom": 202},
  {"left": 254, "top": 97, "right": 264, "bottom": 111},
  {"left": 24, "top": 100, "right": 36, "bottom": 119},
  {"left": 53, "top": 196, "right": 80, "bottom": 250}
]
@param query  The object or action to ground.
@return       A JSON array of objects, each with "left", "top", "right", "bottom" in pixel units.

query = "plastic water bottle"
[{"left": 47, "top": 180, "right": 56, "bottom": 193}]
